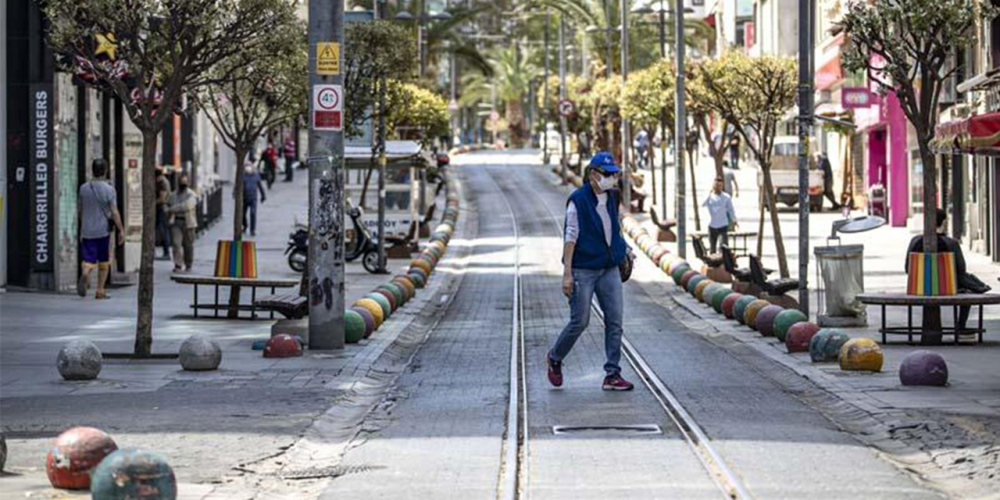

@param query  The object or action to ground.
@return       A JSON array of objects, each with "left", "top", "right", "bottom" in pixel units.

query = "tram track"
[{"left": 488, "top": 164, "right": 754, "bottom": 500}]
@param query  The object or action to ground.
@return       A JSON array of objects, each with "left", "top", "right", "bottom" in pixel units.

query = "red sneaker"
[
  {"left": 602, "top": 374, "right": 634, "bottom": 391},
  {"left": 547, "top": 356, "right": 563, "bottom": 387}
]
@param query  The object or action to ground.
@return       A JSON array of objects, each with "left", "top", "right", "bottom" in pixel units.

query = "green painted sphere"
[
  {"left": 773, "top": 309, "right": 808, "bottom": 343},
  {"left": 345, "top": 310, "right": 366, "bottom": 343},
  {"left": 378, "top": 283, "right": 405, "bottom": 306},
  {"left": 711, "top": 288, "right": 735, "bottom": 314}
]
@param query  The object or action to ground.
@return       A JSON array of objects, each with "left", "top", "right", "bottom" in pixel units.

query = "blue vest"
[{"left": 567, "top": 183, "right": 627, "bottom": 270}]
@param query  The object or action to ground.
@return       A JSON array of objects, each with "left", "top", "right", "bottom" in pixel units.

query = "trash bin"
[{"left": 814, "top": 244, "right": 868, "bottom": 327}]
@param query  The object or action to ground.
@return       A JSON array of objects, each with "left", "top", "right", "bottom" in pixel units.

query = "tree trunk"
[
  {"left": 506, "top": 99, "right": 525, "bottom": 148},
  {"left": 228, "top": 147, "right": 248, "bottom": 319},
  {"left": 757, "top": 189, "right": 766, "bottom": 258},
  {"left": 761, "top": 165, "right": 790, "bottom": 278},
  {"left": 689, "top": 148, "right": 701, "bottom": 232},
  {"left": 918, "top": 140, "right": 942, "bottom": 344},
  {"left": 134, "top": 130, "right": 159, "bottom": 357}
]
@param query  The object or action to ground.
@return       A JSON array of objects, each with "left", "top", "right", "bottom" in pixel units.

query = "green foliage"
[
  {"left": 620, "top": 59, "right": 674, "bottom": 135},
  {"left": 460, "top": 44, "right": 540, "bottom": 145},
  {"left": 536, "top": 74, "right": 593, "bottom": 134},
  {"left": 344, "top": 20, "right": 418, "bottom": 138},
  {"left": 386, "top": 82, "right": 451, "bottom": 145}
]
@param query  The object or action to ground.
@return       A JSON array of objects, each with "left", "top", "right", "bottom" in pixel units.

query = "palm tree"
[{"left": 461, "top": 43, "right": 540, "bottom": 147}]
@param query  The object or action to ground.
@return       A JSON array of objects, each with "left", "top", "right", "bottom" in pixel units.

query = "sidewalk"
[
  {"left": 0, "top": 167, "right": 467, "bottom": 498},
  {"left": 612, "top": 154, "right": 1000, "bottom": 498}
]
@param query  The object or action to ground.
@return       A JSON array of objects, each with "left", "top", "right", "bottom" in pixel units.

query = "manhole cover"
[{"left": 552, "top": 424, "right": 662, "bottom": 435}]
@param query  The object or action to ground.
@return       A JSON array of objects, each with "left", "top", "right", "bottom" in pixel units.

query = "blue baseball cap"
[{"left": 589, "top": 151, "right": 621, "bottom": 174}]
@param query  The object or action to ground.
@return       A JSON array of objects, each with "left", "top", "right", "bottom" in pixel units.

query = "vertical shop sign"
[{"left": 29, "top": 84, "right": 54, "bottom": 271}]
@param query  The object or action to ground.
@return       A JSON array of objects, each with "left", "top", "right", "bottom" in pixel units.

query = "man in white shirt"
[{"left": 703, "top": 177, "right": 738, "bottom": 254}]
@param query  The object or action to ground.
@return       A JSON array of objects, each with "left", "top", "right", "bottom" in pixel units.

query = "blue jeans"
[{"left": 549, "top": 266, "right": 624, "bottom": 376}]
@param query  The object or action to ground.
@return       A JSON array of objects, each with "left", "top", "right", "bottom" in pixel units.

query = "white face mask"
[{"left": 596, "top": 174, "right": 617, "bottom": 192}]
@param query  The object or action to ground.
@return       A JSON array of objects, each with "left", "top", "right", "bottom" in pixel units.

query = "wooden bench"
[
  {"left": 649, "top": 208, "right": 676, "bottom": 242},
  {"left": 255, "top": 292, "right": 308, "bottom": 319},
  {"left": 857, "top": 293, "right": 1000, "bottom": 344},
  {"left": 171, "top": 275, "right": 298, "bottom": 319}
]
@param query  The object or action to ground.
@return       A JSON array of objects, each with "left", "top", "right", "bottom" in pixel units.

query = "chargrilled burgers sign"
[{"left": 29, "top": 84, "right": 54, "bottom": 271}]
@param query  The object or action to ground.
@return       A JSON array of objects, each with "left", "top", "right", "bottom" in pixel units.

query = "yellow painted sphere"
[
  {"left": 744, "top": 300, "right": 771, "bottom": 330},
  {"left": 410, "top": 259, "right": 433, "bottom": 275},
  {"left": 354, "top": 298, "right": 384, "bottom": 327},
  {"left": 839, "top": 338, "right": 884, "bottom": 372}
]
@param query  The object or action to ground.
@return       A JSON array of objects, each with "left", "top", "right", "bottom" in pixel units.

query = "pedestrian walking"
[
  {"left": 242, "top": 161, "right": 267, "bottom": 237},
  {"left": 260, "top": 143, "right": 278, "bottom": 189},
  {"left": 728, "top": 134, "right": 741, "bottom": 170},
  {"left": 155, "top": 168, "right": 173, "bottom": 260},
  {"left": 722, "top": 161, "right": 739, "bottom": 197},
  {"left": 167, "top": 173, "right": 198, "bottom": 272},
  {"left": 703, "top": 176, "right": 738, "bottom": 254},
  {"left": 818, "top": 153, "right": 842, "bottom": 211},
  {"left": 633, "top": 129, "right": 649, "bottom": 170},
  {"left": 547, "top": 151, "right": 635, "bottom": 392},
  {"left": 77, "top": 159, "right": 125, "bottom": 299},
  {"left": 282, "top": 135, "right": 297, "bottom": 182}
]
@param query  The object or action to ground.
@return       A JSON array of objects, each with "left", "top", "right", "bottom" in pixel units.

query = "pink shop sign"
[{"left": 842, "top": 87, "right": 876, "bottom": 109}]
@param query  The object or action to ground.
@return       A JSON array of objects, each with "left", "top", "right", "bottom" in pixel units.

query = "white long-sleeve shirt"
[
  {"left": 564, "top": 192, "right": 612, "bottom": 246},
  {"left": 703, "top": 191, "right": 737, "bottom": 229}
]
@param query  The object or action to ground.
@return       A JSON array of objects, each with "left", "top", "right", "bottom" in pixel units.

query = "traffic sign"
[
  {"left": 317, "top": 42, "right": 340, "bottom": 75},
  {"left": 558, "top": 99, "right": 575, "bottom": 117},
  {"left": 313, "top": 85, "right": 343, "bottom": 131}
]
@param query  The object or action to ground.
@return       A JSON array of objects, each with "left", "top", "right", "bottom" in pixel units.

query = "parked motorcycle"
[
  {"left": 346, "top": 200, "right": 383, "bottom": 273},
  {"left": 285, "top": 225, "right": 308, "bottom": 273}
]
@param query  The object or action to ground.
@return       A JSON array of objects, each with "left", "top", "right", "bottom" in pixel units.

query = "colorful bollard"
[
  {"left": 354, "top": 298, "right": 385, "bottom": 327},
  {"left": 686, "top": 274, "right": 707, "bottom": 295},
  {"left": 679, "top": 270, "right": 699, "bottom": 289},
  {"left": 370, "top": 290, "right": 397, "bottom": 314},
  {"left": 743, "top": 300, "right": 771, "bottom": 330},
  {"left": 733, "top": 295, "right": 757, "bottom": 325},
  {"left": 345, "top": 310, "right": 366, "bottom": 344},
  {"left": 721, "top": 293, "right": 743, "bottom": 319},
  {"left": 351, "top": 307, "right": 376, "bottom": 338},
  {"left": 840, "top": 338, "right": 884, "bottom": 372},
  {"left": 263, "top": 334, "right": 302, "bottom": 358},
  {"left": 899, "top": 350, "right": 949, "bottom": 386},
  {"left": 712, "top": 288, "right": 735, "bottom": 314},
  {"left": 773, "top": 309, "right": 808, "bottom": 343},
  {"left": 755, "top": 305, "right": 785, "bottom": 336},
  {"left": 46, "top": 427, "right": 118, "bottom": 490},
  {"left": 785, "top": 322, "right": 821, "bottom": 353},
  {"left": 694, "top": 280, "right": 715, "bottom": 302},
  {"left": 809, "top": 329, "right": 850, "bottom": 362},
  {"left": 90, "top": 449, "right": 176, "bottom": 500}
]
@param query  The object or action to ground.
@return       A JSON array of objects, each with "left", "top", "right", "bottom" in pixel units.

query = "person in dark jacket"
[
  {"left": 547, "top": 151, "right": 635, "bottom": 391},
  {"left": 818, "top": 153, "right": 842, "bottom": 210},
  {"left": 242, "top": 161, "right": 267, "bottom": 236}
]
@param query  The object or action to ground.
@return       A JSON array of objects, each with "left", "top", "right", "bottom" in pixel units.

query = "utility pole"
[
  {"left": 559, "top": 15, "right": 568, "bottom": 181},
  {"left": 797, "top": 0, "right": 813, "bottom": 314},
  {"left": 543, "top": 11, "right": 550, "bottom": 165},
  {"left": 674, "top": 0, "right": 686, "bottom": 259},
  {"left": 307, "top": 0, "right": 346, "bottom": 349},
  {"left": 620, "top": 0, "right": 631, "bottom": 209},
  {"left": 658, "top": 0, "right": 668, "bottom": 220}
]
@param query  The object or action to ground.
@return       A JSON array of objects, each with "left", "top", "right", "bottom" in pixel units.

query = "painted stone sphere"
[
  {"left": 668, "top": 260, "right": 690, "bottom": 276},
  {"left": 712, "top": 288, "right": 735, "bottom": 314},
  {"left": 372, "top": 289, "right": 398, "bottom": 312},
  {"left": 365, "top": 293, "right": 393, "bottom": 319},
  {"left": 840, "top": 338, "right": 884, "bottom": 372},
  {"left": 733, "top": 296, "right": 757, "bottom": 325},
  {"left": 721, "top": 293, "right": 744, "bottom": 319},
  {"left": 46, "top": 427, "right": 118, "bottom": 489},
  {"left": 263, "top": 334, "right": 302, "bottom": 358},
  {"left": 686, "top": 275, "right": 707, "bottom": 295},
  {"left": 90, "top": 449, "right": 177, "bottom": 500},
  {"left": 354, "top": 298, "right": 384, "bottom": 327},
  {"left": 679, "top": 270, "right": 700, "bottom": 289},
  {"left": 378, "top": 283, "right": 405, "bottom": 306},
  {"left": 809, "top": 329, "right": 851, "bottom": 362},
  {"left": 345, "top": 310, "right": 366, "bottom": 344},
  {"left": 785, "top": 322, "right": 821, "bottom": 353},
  {"left": 694, "top": 281, "right": 716, "bottom": 302},
  {"left": 899, "top": 350, "right": 949, "bottom": 386},
  {"left": 351, "top": 307, "right": 376, "bottom": 338},
  {"left": 743, "top": 300, "right": 771, "bottom": 331},
  {"left": 755, "top": 305, "right": 785, "bottom": 336},
  {"left": 671, "top": 264, "right": 692, "bottom": 285},
  {"left": 773, "top": 309, "right": 808, "bottom": 343}
]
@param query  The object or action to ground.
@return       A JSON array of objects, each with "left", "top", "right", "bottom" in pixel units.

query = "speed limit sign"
[{"left": 558, "top": 99, "right": 575, "bottom": 117}]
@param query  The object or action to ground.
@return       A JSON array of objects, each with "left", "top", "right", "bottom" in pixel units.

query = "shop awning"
[{"left": 933, "top": 112, "right": 1000, "bottom": 156}]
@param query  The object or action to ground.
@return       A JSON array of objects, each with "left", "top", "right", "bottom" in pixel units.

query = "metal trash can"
[{"left": 814, "top": 244, "right": 868, "bottom": 327}]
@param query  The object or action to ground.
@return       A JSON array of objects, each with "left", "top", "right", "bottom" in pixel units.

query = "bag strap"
[{"left": 90, "top": 182, "right": 112, "bottom": 221}]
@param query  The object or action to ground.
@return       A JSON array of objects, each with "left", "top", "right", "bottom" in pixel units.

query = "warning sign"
[
  {"left": 313, "top": 84, "right": 343, "bottom": 131},
  {"left": 317, "top": 42, "right": 340, "bottom": 75}
]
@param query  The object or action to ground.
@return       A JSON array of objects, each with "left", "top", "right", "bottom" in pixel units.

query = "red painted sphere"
[
  {"left": 263, "top": 334, "right": 302, "bottom": 358},
  {"left": 785, "top": 322, "right": 821, "bottom": 352},
  {"left": 46, "top": 427, "right": 118, "bottom": 490},
  {"left": 721, "top": 293, "right": 744, "bottom": 319}
]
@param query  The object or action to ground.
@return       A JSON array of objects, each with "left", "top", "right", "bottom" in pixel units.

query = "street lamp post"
[
  {"left": 674, "top": 0, "right": 687, "bottom": 259},
  {"left": 797, "top": 0, "right": 814, "bottom": 314},
  {"left": 543, "top": 11, "right": 550, "bottom": 165},
  {"left": 559, "top": 15, "right": 568, "bottom": 182},
  {"left": 620, "top": 0, "right": 631, "bottom": 210}
]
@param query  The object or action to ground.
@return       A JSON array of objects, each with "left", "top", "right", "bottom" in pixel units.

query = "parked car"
[{"left": 758, "top": 136, "right": 824, "bottom": 211}]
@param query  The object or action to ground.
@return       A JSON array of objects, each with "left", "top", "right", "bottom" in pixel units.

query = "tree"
[
  {"left": 386, "top": 82, "right": 451, "bottom": 145},
  {"left": 620, "top": 59, "right": 674, "bottom": 138},
  {"left": 841, "top": 0, "right": 996, "bottom": 343},
  {"left": 695, "top": 51, "right": 797, "bottom": 278},
  {"left": 192, "top": 3, "right": 306, "bottom": 318},
  {"left": 45, "top": 0, "right": 296, "bottom": 357},
  {"left": 343, "top": 20, "right": 418, "bottom": 139},
  {"left": 461, "top": 44, "right": 539, "bottom": 147},
  {"left": 588, "top": 74, "right": 623, "bottom": 157}
]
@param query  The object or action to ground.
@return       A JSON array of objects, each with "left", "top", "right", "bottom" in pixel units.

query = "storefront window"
[{"left": 910, "top": 150, "right": 924, "bottom": 214}]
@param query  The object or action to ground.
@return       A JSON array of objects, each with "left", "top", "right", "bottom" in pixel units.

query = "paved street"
[{"left": 1, "top": 150, "right": 998, "bottom": 499}]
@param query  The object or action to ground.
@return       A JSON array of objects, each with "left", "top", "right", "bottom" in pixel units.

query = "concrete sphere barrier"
[
  {"left": 756, "top": 305, "right": 785, "bottom": 336},
  {"left": 733, "top": 295, "right": 757, "bottom": 325},
  {"left": 743, "top": 300, "right": 771, "bottom": 330},
  {"left": 899, "top": 350, "right": 949, "bottom": 386},
  {"left": 671, "top": 264, "right": 692, "bottom": 285},
  {"left": 839, "top": 338, "right": 884, "bottom": 372},
  {"left": 372, "top": 289, "right": 398, "bottom": 312},
  {"left": 263, "top": 334, "right": 302, "bottom": 358},
  {"left": 679, "top": 270, "right": 699, "bottom": 289},
  {"left": 785, "top": 322, "right": 821, "bottom": 353},
  {"left": 410, "top": 259, "right": 432, "bottom": 276},
  {"left": 659, "top": 258, "right": 672, "bottom": 274},
  {"left": 407, "top": 271, "right": 427, "bottom": 289},
  {"left": 366, "top": 293, "right": 393, "bottom": 319},
  {"left": 721, "top": 293, "right": 743, "bottom": 319},
  {"left": 773, "top": 309, "right": 808, "bottom": 343},
  {"left": 379, "top": 283, "right": 405, "bottom": 306},
  {"left": 809, "top": 329, "right": 850, "bottom": 362},
  {"left": 712, "top": 288, "right": 735, "bottom": 314},
  {"left": 686, "top": 274, "right": 707, "bottom": 295},
  {"left": 668, "top": 260, "right": 690, "bottom": 275},
  {"left": 90, "top": 449, "right": 176, "bottom": 500},
  {"left": 652, "top": 248, "right": 669, "bottom": 266},
  {"left": 178, "top": 335, "right": 222, "bottom": 371},
  {"left": 354, "top": 298, "right": 384, "bottom": 327},
  {"left": 57, "top": 340, "right": 103, "bottom": 381},
  {"left": 392, "top": 276, "right": 416, "bottom": 300},
  {"left": 694, "top": 280, "right": 715, "bottom": 302},
  {"left": 46, "top": 426, "right": 118, "bottom": 489},
  {"left": 409, "top": 266, "right": 429, "bottom": 281},
  {"left": 418, "top": 253, "right": 437, "bottom": 268},
  {"left": 351, "top": 307, "right": 376, "bottom": 338},
  {"left": 345, "top": 310, "right": 366, "bottom": 344}
]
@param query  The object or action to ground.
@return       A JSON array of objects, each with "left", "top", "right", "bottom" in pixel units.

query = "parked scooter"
[
  {"left": 285, "top": 201, "right": 383, "bottom": 274},
  {"left": 286, "top": 224, "right": 308, "bottom": 273}
]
